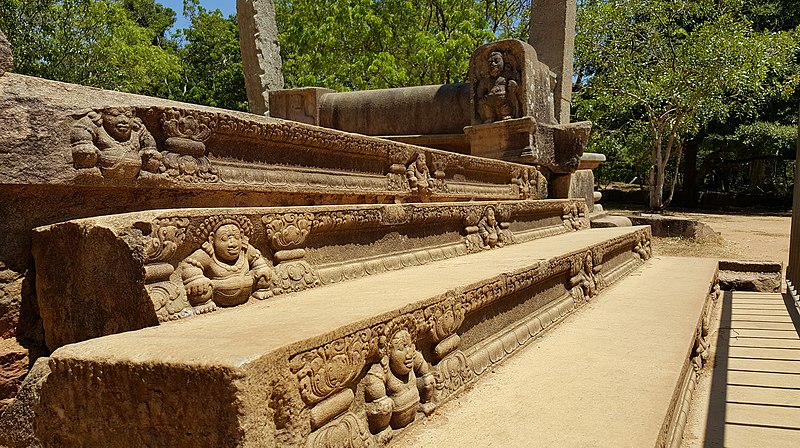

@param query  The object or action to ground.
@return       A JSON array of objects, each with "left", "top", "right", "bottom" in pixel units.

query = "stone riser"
[
  {"left": 32, "top": 200, "right": 590, "bottom": 351},
  {"left": 34, "top": 226, "right": 652, "bottom": 447}
]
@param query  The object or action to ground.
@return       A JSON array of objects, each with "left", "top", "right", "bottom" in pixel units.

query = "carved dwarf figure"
[
  {"left": 477, "top": 206, "right": 506, "bottom": 249},
  {"left": 181, "top": 216, "right": 272, "bottom": 310},
  {"left": 406, "top": 151, "right": 432, "bottom": 193},
  {"left": 71, "top": 107, "right": 162, "bottom": 179},
  {"left": 476, "top": 51, "right": 521, "bottom": 123},
  {"left": 364, "top": 329, "right": 435, "bottom": 433},
  {"left": 570, "top": 252, "right": 598, "bottom": 303}
]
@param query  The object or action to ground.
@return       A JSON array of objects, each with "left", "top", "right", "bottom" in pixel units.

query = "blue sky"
[{"left": 156, "top": 0, "right": 237, "bottom": 30}]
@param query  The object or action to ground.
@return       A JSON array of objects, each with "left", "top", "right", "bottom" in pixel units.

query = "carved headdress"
[{"left": 193, "top": 215, "right": 254, "bottom": 254}]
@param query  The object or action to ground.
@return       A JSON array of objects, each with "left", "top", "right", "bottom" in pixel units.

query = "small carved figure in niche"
[
  {"left": 181, "top": 216, "right": 272, "bottom": 310},
  {"left": 477, "top": 206, "right": 506, "bottom": 249},
  {"left": 363, "top": 329, "right": 435, "bottom": 434},
  {"left": 563, "top": 203, "right": 585, "bottom": 231},
  {"left": 571, "top": 252, "right": 598, "bottom": 302},
  {"left": 406, "top": 151, "right": 432, "bottom": 193},
  {"left": 634, "top": 233, "right": 652, "bottom": 260},
  {"left": 476, "top": 51, "right": 521, "bottom": 123},
  {"left": 71, "top": 107, "right": 162, "bottom": 179}
]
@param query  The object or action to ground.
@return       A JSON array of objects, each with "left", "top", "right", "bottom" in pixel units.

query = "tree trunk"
[{"left": 682, "top": 133, "right": 703, "bottom": 207}]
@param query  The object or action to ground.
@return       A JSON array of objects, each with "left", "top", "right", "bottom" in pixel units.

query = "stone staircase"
[{"left": 0, "top": 73, "right": 720, "bottom": 448}]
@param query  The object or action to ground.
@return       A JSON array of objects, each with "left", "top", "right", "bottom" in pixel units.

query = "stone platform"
[
  {"left": 34, "top": 226, "right": 651, "bottom": 447},
  {"left": 390, "top": 256, "right": 720, "bottom": 448}
]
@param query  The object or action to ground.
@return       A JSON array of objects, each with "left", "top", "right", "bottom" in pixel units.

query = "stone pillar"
[
  {"left": 236, "top": 0, "right": 284, "bottom": 115},
  {"left": 787, "top": 105, "right": 800, "bottom": 301},
  {"left": 529, "top": 0, "right": 576, "bottom": 124},
  {"left": 0, "top": 29, "right": 12, "bottom": 76}
]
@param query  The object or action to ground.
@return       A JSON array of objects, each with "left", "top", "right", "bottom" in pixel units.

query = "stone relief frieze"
[
  {"left": 159, "top": 108, "right": 219, "bottom": 183},
  {"left": 306, "top": 412, "right": 372, "bottom": 448},
  {"left": 465, "top": 206, "right": 513, "bottom": 252},
  {"left": 475, "top": 50, "right": 522, "bottom": 124},
  {"left": 71, "top": 107, "right": 162, "bottom": 180},
  {"left": 569, "top": 250, "right": 603, "bottom": 304},
  {"left": 562, "top": 202, "right": 587, "bottom": 231},
  {"left": 405, "top": 151, "right": 433, "bottom": 195},
  {"left": 180, "top": 215, "right": 273, "bottom": 312},
  {"left": 363, "top": 329, "right": 435, "bottom": 434}
]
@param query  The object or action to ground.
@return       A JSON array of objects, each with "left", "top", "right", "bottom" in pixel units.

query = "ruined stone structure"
[
  {"left": 237, "top": 0, "right": 284, "bottom": 115},
  {"left": 0, "top": 3, "right": 722, "bottom": 446}
]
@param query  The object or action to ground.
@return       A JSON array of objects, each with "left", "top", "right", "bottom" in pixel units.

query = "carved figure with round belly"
[
  {"left": 181, "top": 216, "right": 272, "bottom": 309},
  {"left": 363, "top": 329, "right": 435, "bottom": 433},
  {"left": 71, "top": 107, "right": 162, "bottom": 179}
]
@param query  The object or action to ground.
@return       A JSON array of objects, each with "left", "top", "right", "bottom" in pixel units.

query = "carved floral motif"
[
  {"left": 142, "top": 217, "right": 190, "bottom": 263},
  {"left": 159, "top": 108, "right": 219, "bottom": 183},
  {"left": 306, "top": 413, "right": 371, "bottom": 448},
  {"left": 263, "top": 213, "right": 314, "bottom": 250}
]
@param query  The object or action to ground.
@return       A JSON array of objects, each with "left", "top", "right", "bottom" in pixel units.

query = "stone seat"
[
  {"left": 391, "top": 256, "right": 721, "bottom": 448},
  {"left": 35, "top": 225, "right": 654, "bottom": 447}
]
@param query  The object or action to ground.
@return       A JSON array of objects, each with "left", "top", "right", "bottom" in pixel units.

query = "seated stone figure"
[
  {"left": 476, "top": 51, "right": 521, "bottom": 124},
  {"left": 71, "top": 107, "right": 162, "bottom": 179},
  {"left": 478, "top": 206, "right": 506, "bottom": 249},
  {"left": 406, "top": 151, "right": 431, "bottom": 193},
  {"left": 181, "top": 216, "right": 272, "bottom": 310},
  {"left": 363, "top": 329, "right": 435, "bottom": 433}
]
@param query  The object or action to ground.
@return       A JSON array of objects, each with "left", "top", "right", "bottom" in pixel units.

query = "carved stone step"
[
  {"left": 391, "top": 257, "right": 721, "bottom": 448},
  {"left": 34, "top": 226, "right": 651, "bottom": 447},
  {"left": 31, "top": 200, "right": 591, "bottom": 350}
]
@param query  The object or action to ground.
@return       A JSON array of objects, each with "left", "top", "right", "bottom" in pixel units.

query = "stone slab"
[
  {"left": 629, "top": 214, "right": 719, "bottom": 240},
  {"left": 391, "top": 256, "right": 719, "bottom": 448},
  {"left": 32, "top": 200, "right": 589, "bottom": 350},
  {"left": 35, "top": 226, "right": 651, "bottom": 447}
]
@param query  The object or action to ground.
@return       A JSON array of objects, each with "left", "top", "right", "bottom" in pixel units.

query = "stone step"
[
  {"left": 34, "top": 226, "right": 653, "bottom": 447},
  {"left": 390, "top": 256, "right": 719, "bottom": 448}
]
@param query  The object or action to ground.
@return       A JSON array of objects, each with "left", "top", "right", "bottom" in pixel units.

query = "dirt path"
[{"left": 611, "top": 210, "right": 792, "bottom": 266}]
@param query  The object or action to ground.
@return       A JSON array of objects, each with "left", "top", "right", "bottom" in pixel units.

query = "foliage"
[
  {"left": 275, "top": 0, "right": 532, "bottom": 90},
  {"left": 574, "top": 0, "right": 798, "bottom": 210},
  {"left": 0, "top": 0, "right": 181, "bottom": 93}
]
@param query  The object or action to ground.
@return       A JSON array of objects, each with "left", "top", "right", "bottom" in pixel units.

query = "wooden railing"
[{"left": 787, "top": 105, "right": 800, "bottom": 304}]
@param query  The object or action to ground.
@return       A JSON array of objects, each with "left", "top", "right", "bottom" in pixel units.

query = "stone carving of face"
[
  {"left": 212, "top": 223, "right": 243, "bottom": 263},
  {"left": 103, "top": 108, "right": 134, "bottom": 142},
  {"left": 388, "top": 330, "right": 415, "bottom": 377},
  {"left": 486, "top": 208, "right": 496, "bottom": 227},
  {"left": 488, "top": 52, "right": 504, "bottom": 77}
]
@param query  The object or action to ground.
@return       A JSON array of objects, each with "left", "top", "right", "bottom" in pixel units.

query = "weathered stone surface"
[
  {"left": 628, "top": 214, "right": 719, "bottom": 240},
  {"left": 319, "top": 84, "right": 472, "bottom": 136},
  {"left": 236, "top": 0, "right": 284, "bottom": 115},
  {"left": 35, "top": 226, "right": 651, "bottom": 447},
  {"left": 268, "top": 87, "right": 334, "bottom": 125},
  {"left": 32, "top": 200, "right": 588, "bottom": 350},
  {"left": 590, "top": 215, "right": 633, "bottom": 228},
  {"left": 469, "top": 39, "right": 556, "bottom": 126},
  {"left": 529, "top": 0, "right": 577, "bottom": 124},
  {"left": 0, "top": 357, "right": 48, "bottom": 448},
  {"left": 0, "top": 29, "right": 11, "bottom": 76},
  {"left": 718, "top": 259, "right": 782, "bottom": 292},
  {"left": 0, "top": 339, "right": 28, "bottom": 413}
]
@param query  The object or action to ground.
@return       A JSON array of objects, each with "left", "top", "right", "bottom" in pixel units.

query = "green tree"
[
  {"left": 275, "top": 0, "right": 531, "bottom": 91},
  {"left": 575, "top": 0, "right": 797, "bottom": 210},
  {"left": 0, "top": 0, "right": 181, "bottom": 94}
]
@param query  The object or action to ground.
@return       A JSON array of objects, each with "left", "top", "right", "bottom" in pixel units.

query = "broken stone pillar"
[
  {"left": 236, "top": 0, "right": 284, "bottom": 115},
  {"left": 0, "top": 29, "right": 12, "bottom": 76},
  {"left": 529, "top": 0, "right": 577, "bottom": 124}
]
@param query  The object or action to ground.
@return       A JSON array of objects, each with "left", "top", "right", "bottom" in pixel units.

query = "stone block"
[
  {"left": 32, "top": 200, "right": 589, "bottom": 351},
  {"left": 464, "top": 118, "right": 590, "bottom": 174},
  {"left": 268, "top": 87, "right": 334, "bottom": 125},
  {"left": 0, "top": 357, "right": 48, "bottom": 448},
  {"left": 718, "top": 260, "right": 783, "bottom": 293},
  {"left": 628, "top": 214, "right": 719, "bottom": 240},
  {"left": 33, "top": 226, "right": 651, "bottom": 447}
]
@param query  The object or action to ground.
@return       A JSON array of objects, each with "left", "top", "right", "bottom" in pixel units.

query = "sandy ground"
[{"left": 622, "top": 210, "right": 791, "bottom": 266}]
